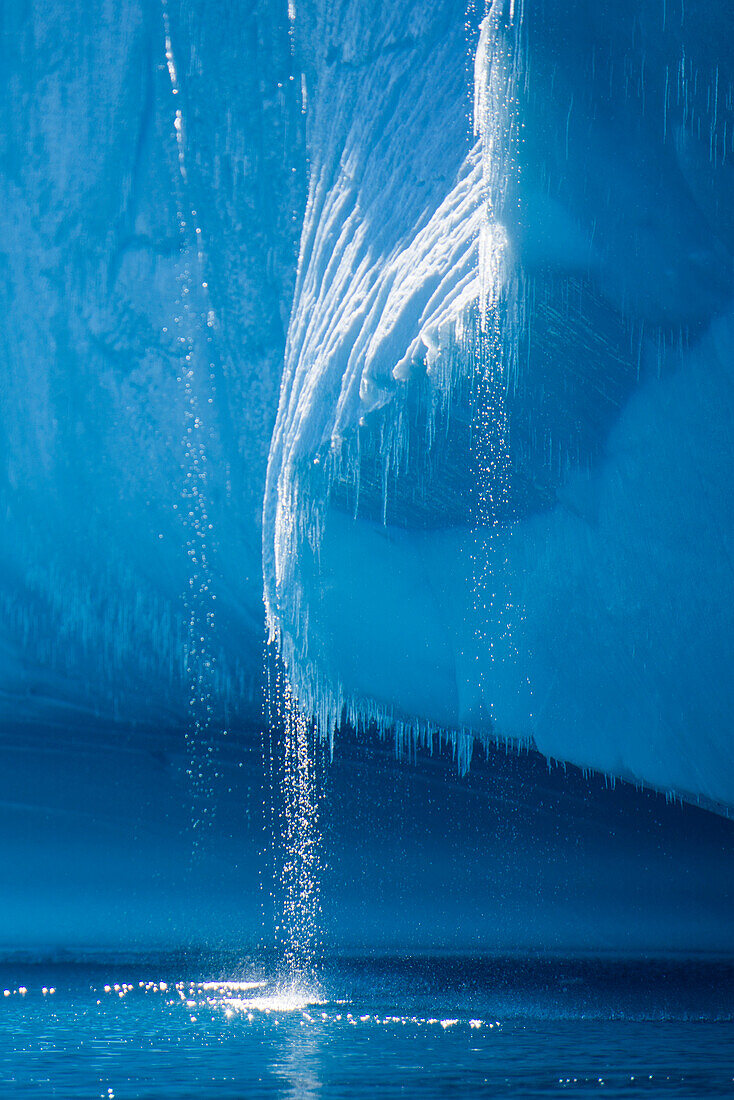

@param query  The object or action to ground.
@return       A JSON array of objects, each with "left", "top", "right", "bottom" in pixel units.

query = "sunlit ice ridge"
[{"left": 263, "top": 0, "right": 734, "bottom": 811}]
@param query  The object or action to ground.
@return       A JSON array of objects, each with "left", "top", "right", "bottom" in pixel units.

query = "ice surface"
[
  {"left": 0, "top": 0, "right": 302, "bottom": 737},
  {"left": 263, "top": 0, "right": 734, "bottom": 809},
  {"left": 1, "top": 0, "right": 732, "bottom": 812}
]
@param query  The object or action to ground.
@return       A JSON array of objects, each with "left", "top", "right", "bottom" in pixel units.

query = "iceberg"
[{"left": 1, "top": 0, "right": 732, "bottom": 815}]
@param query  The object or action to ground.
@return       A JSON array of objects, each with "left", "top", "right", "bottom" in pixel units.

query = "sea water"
[{"left": 1, "top": 954, "right": 732, "bottom": 1098}]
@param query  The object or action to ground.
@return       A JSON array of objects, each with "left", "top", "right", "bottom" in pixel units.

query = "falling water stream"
[
  {"left": 264, "top": 644, "right": 323, "bottom": 986},
  {"left": 466, "top": 6, "right": 515, "bottom": 741},
  {"left": 161, "top": 0, "right": 222, "bottom": 850}
]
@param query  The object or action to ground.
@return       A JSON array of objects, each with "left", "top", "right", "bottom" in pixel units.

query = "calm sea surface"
[{"left": 0, "top": 955, "right": 732, "bottom": 1098}]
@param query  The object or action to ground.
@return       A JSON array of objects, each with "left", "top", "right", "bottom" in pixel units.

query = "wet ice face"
[{"left": 263, "top": 0, "right": 734, "bottom": 808}]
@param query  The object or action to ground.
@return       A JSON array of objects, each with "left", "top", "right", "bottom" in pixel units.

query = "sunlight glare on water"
[{"left": 1, "top": 957, "right": 733, "bottom": 1098}]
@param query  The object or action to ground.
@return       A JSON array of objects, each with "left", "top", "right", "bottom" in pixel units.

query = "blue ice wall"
[
  {"left": 0, "top": 0, "right": 733, "bottom": 951},
  {"left": 263, "top": 0, "right": 734, "bottom": 809},
  {"left": 0, "top": 0, "right": 301, "bottom": 736},
  {"left": 1, "top": 0, "right": 733, "bottom": 843}
]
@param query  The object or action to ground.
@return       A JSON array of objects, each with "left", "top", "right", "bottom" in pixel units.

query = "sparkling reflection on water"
[{"left": 0, "top": 957, "right": 733, "bottom": 1097}]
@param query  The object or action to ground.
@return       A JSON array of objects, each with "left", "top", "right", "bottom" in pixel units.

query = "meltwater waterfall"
[
  {"left": 264, "top": 646, "right": 323, "bottom": 982},
  {"left": 161, "top": 0, "right": 223, "bottom": 846},
  {"left": 2, "top": 1, "right": 734, "bottom": 1092}
]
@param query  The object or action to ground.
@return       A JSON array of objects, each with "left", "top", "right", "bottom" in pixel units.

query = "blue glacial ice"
[
  {"left": 0, "top": 0, "right": 301, "bottom": 738},
  {"left": 1, "top": 0, "right": 733, "bottom": 812},
  {"left": 262, "top": 0, "right": 734, "bottom": 808}
]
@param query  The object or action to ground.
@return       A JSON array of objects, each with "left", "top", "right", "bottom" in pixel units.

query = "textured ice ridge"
[
  {"left": 263, "top": 0, "right": 734, "bottom": 809},
  {"left": 264, "top": 0, "right": 523, "bottom": 759}
]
